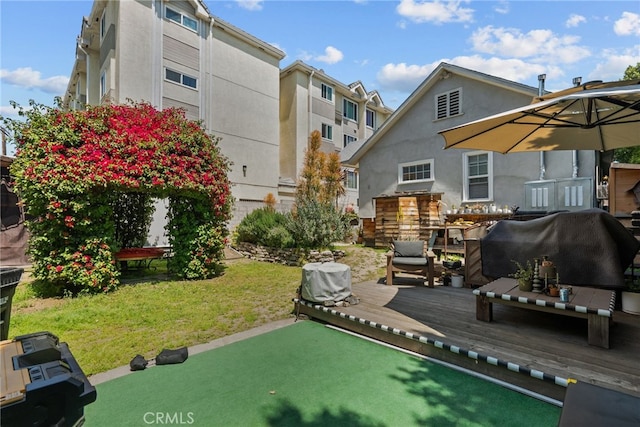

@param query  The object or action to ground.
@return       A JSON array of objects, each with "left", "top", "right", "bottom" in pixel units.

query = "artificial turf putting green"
[{"left": 84, "top": 320, "right": 560, "bottom": 426}]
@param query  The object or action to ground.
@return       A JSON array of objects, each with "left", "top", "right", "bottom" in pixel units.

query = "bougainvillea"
[{"left": 4, "top": 101, "right": 232, "bottom": 294}]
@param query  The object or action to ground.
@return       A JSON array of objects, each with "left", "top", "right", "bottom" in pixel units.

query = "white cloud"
[
  {"left": 300, "top": 46, "right": 344, "bottom": 65},
  {"left": 470, "top": 26, "right": 590, "bottom": 64},
  {"left": 0, "top": 67, "right": 68, "bottom": 94},
  {"left": 377, "top": 62, "right": 435, "bottom": 92},
  {"left": 376, "top": 56, "right": 564, "bottom": 94},
  {"left": 566, "top": 14, "right": 586, "bottom": 28},
  {"left": 447, "top": 55, "right": 560, "bottom": 83},
  {"left": 318, "top": 46, "right": 344, "bottom": 64},
  {"left": 235, "top": 0, "right": 263, "bottom": 11},
  {"left": 396, "top": 0, "right": 474, "bottom": 25},
  {"left": 587, "top": 46, "right": 640, "bottom": 82},
  {"left": 614, "top": 11, "right": 640, "bottom": 36},
  {"left": 493, "top": 1, "right": 509, "bottom": 15},
  {"left": 0, "top": 105, "right": 26, "bottom": 118}
]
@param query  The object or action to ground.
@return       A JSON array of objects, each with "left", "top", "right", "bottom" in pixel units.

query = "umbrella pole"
[{"left": 538, "top": 74, "right": 547, "bottom": 180}]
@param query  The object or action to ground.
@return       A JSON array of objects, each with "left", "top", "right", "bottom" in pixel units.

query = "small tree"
[
  {"left": 324, "top": 152, "right": 346, "bottom": 208},
  {"left": 297, "top": 130, "right": 326, "bottom": 201},
  {"left": 288, "top": 130, "right": 347, "bottom": 248}
]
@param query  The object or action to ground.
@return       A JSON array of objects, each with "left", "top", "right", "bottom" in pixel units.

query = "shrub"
[
  {"left": 235, "top": 207, "right": 293, "bottom": 248},
  {"left": 264, "top": 225, "right": 295, "bottom": 249},
  {"left": 286, "top": 198, "right": 346, "bottom": 249}
]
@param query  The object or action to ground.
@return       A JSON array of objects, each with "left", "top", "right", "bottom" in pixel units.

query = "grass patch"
[
  {"left": 10, "top": 259, "right": 301, "bottom": 375},
  {"left": 9, "top": 246, "right": 385, "bottom": 376}
]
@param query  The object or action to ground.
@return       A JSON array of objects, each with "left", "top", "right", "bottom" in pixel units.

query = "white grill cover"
[{"left": 301, "top": 262, "right": 352, "bottom": 303}]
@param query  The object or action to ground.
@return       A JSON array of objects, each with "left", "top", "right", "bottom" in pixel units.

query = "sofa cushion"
[
  {"left": 392, "top": 257, "right": 428, "bottom": 266},
  {"left": 393, "top": 240, "right": 424, "bottom": 257}
]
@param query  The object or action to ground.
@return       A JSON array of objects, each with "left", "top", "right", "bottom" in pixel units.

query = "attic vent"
[
  {"left": 449, "top": 90, "right": 460, "bottom": 115},
  {"left": 435, "top": 88, "right": 462, "bottom": 120}
]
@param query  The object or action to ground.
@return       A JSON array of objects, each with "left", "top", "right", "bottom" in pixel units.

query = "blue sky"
[{"left": 1, "top": 0, "right": 639, "bottom": 153}]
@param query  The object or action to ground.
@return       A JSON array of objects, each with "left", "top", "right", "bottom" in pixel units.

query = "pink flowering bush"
[{"left": 4, "top": 101, "right": 231, "bottom": 294}]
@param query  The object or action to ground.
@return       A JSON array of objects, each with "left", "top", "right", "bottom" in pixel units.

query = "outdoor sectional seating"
[{"left": 386, "top": 240, "right": 435, "bottom": 287}]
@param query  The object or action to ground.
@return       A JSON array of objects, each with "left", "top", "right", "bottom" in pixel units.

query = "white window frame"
[
  {"left": 165, "top": 68, "right": 198, "bottom": 90},
  {"left": 321, "top": 123, "right": 333, "bottom": 141},
  {"left": 100, "top": 70, "right": 106, "bottom": 98},
  {"left": 165, "top": 6, "right": 198, "bottom": 32},
  {"left": 343, "top": 134, "right": 357, "bottom": 148},
  {"left": 463, "top": 151, "right": 493, "bottom": 202},
  {"left": 321, "top": 83, "right": 333, "bottom": 102},
  {"left": 435, "top": 88, "right": 462, "bottom": 120},
  {"left": 343, "top": 99, "right": 358, "bottom": 122},
  {"left": 398, "top": 159, "right": 435, "bottom": 184},
  {"left": 344, "top": 169, "right": 358, "bottom": 190},
  {"left": 366, "top": 108, "right": 375, "bottom": 129}
]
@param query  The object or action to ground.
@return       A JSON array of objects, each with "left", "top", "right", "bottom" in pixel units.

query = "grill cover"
[{"left": 481, "top": 209, "right": 639, "bottom": 289}]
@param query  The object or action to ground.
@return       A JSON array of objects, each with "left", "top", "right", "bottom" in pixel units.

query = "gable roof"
[
  {"left": 280, "top": 61, "right": 394, "bottom": 114},
  {"left": 342, "top": 62, "right": 540, "bottom": 166}
]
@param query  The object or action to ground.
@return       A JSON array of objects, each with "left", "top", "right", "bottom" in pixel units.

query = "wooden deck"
[{"left": 295, "top": 279, "right": 640, "bottom": 402}]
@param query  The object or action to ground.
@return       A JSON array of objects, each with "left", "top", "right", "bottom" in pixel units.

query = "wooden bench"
[
  {"left": 114, "top": 248, "right": 166, "bottom": 270},
  {"left": 473, "top": 278, "right": 615, "bottom": 348}
]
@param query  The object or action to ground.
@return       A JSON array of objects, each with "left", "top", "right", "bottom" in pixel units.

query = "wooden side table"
[{"left": 473, "top": 278, "right": 615, "bottom": 348}]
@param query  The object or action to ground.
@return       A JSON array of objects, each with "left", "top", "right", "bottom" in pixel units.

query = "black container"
[{"left": 1, "top": 268, "right": 23, "bottom": 340}]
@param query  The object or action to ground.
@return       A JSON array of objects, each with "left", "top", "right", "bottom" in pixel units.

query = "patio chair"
[{"left": 386, "top": 240, "right": 435, "bottom": 287}]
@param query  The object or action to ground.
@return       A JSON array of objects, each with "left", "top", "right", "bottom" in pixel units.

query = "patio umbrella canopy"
[{"left": 439, "top": 80, "right": 640, "bottom": 154}]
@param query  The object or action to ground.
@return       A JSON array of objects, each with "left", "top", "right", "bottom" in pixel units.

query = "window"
[
  {"left": 321, "top": 83, "right": 333, "bottom": 101},
  {"left": 398, "top": 160, "right": 434, "bottom": 183},
  {"left": 100, "top": 71, "right": 106, "bottom": 98},
  {"left": 366, "top": 109, "right": 375, "bottom": 128},
  {"left": 436, "top": 88, "right": 461, "bottom": 119},
  {"left": 165, "top": 68, "right": 197, "bottom": 89},
  {"left": 344, "top": 170, "right": 358, "bottom": 189},
  {"left": 343, "top": 99, "right": 358, "bottom": 122},
  {"left": 343, "top": 135, "right": 357, "bottom": 148},
  {"left": 321, "top": 123, "right": 333, "bottom": 140},
  {"left": 464, "top": 151, "right": 493, "bottom": 201},
  {"left": 100, "top": 11, "right": 106, "bottom": 39},
  {"left": 166, "top": 7, "right": 198, "bottom": 32}
]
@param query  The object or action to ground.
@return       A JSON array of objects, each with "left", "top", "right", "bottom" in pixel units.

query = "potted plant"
[
  {"left": 622, "top": 280, "right": 640, "bottom": 315},
  {"left": 509, "top": 260, "right": 534, "bottom": 292}
]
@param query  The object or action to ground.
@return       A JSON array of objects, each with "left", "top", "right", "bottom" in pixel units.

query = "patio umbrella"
[{"left": 439, "top": 80, "right": 640, "bottom": 153}]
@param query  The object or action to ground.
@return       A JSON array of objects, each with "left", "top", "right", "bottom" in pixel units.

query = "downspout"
[
  {"left": 538, "top": 74, "right": 546, "bottom": 180},
  {"left": 308, "top": 70, "right": 315, "bottom": 139},
  {"left": 571, "top": 77, "right": 582, "bottom": 178},
  {"left": 209, "top": 18, "right": 215, "bottom": 127}
]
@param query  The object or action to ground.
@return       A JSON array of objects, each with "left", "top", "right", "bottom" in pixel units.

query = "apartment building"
[
  {"left": 279, "top": 61, "right": 393, "bottom": 211},
  {"left": 63, "top": 0, "right": 284, "bottom": 239},
  {"left": 62, "top": 0, "right": 392, "bottom": 243}
]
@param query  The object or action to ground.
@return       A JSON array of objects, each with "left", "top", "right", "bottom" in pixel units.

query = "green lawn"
[
  {"left": 9, "top": 245, "right": 386, "bottom": 376},
  {"left": 10, "top": 258, "right": 302, "bottom": 375}
]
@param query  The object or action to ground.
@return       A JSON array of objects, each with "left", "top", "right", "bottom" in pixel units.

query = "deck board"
[{"left": 296, "top": 280, "right": 640, "bottom": 401}]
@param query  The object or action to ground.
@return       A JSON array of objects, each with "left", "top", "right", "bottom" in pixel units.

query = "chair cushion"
[
  {"left": 393, "top": 240, "right": 424, "bottom": 257},
  {"left": 392, "top": 257, "right": 428, "bottom": 266}
]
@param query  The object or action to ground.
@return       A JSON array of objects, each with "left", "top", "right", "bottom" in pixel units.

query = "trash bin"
[{"left": 1, "top": 268, "right": 23, "bottom": 340}]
